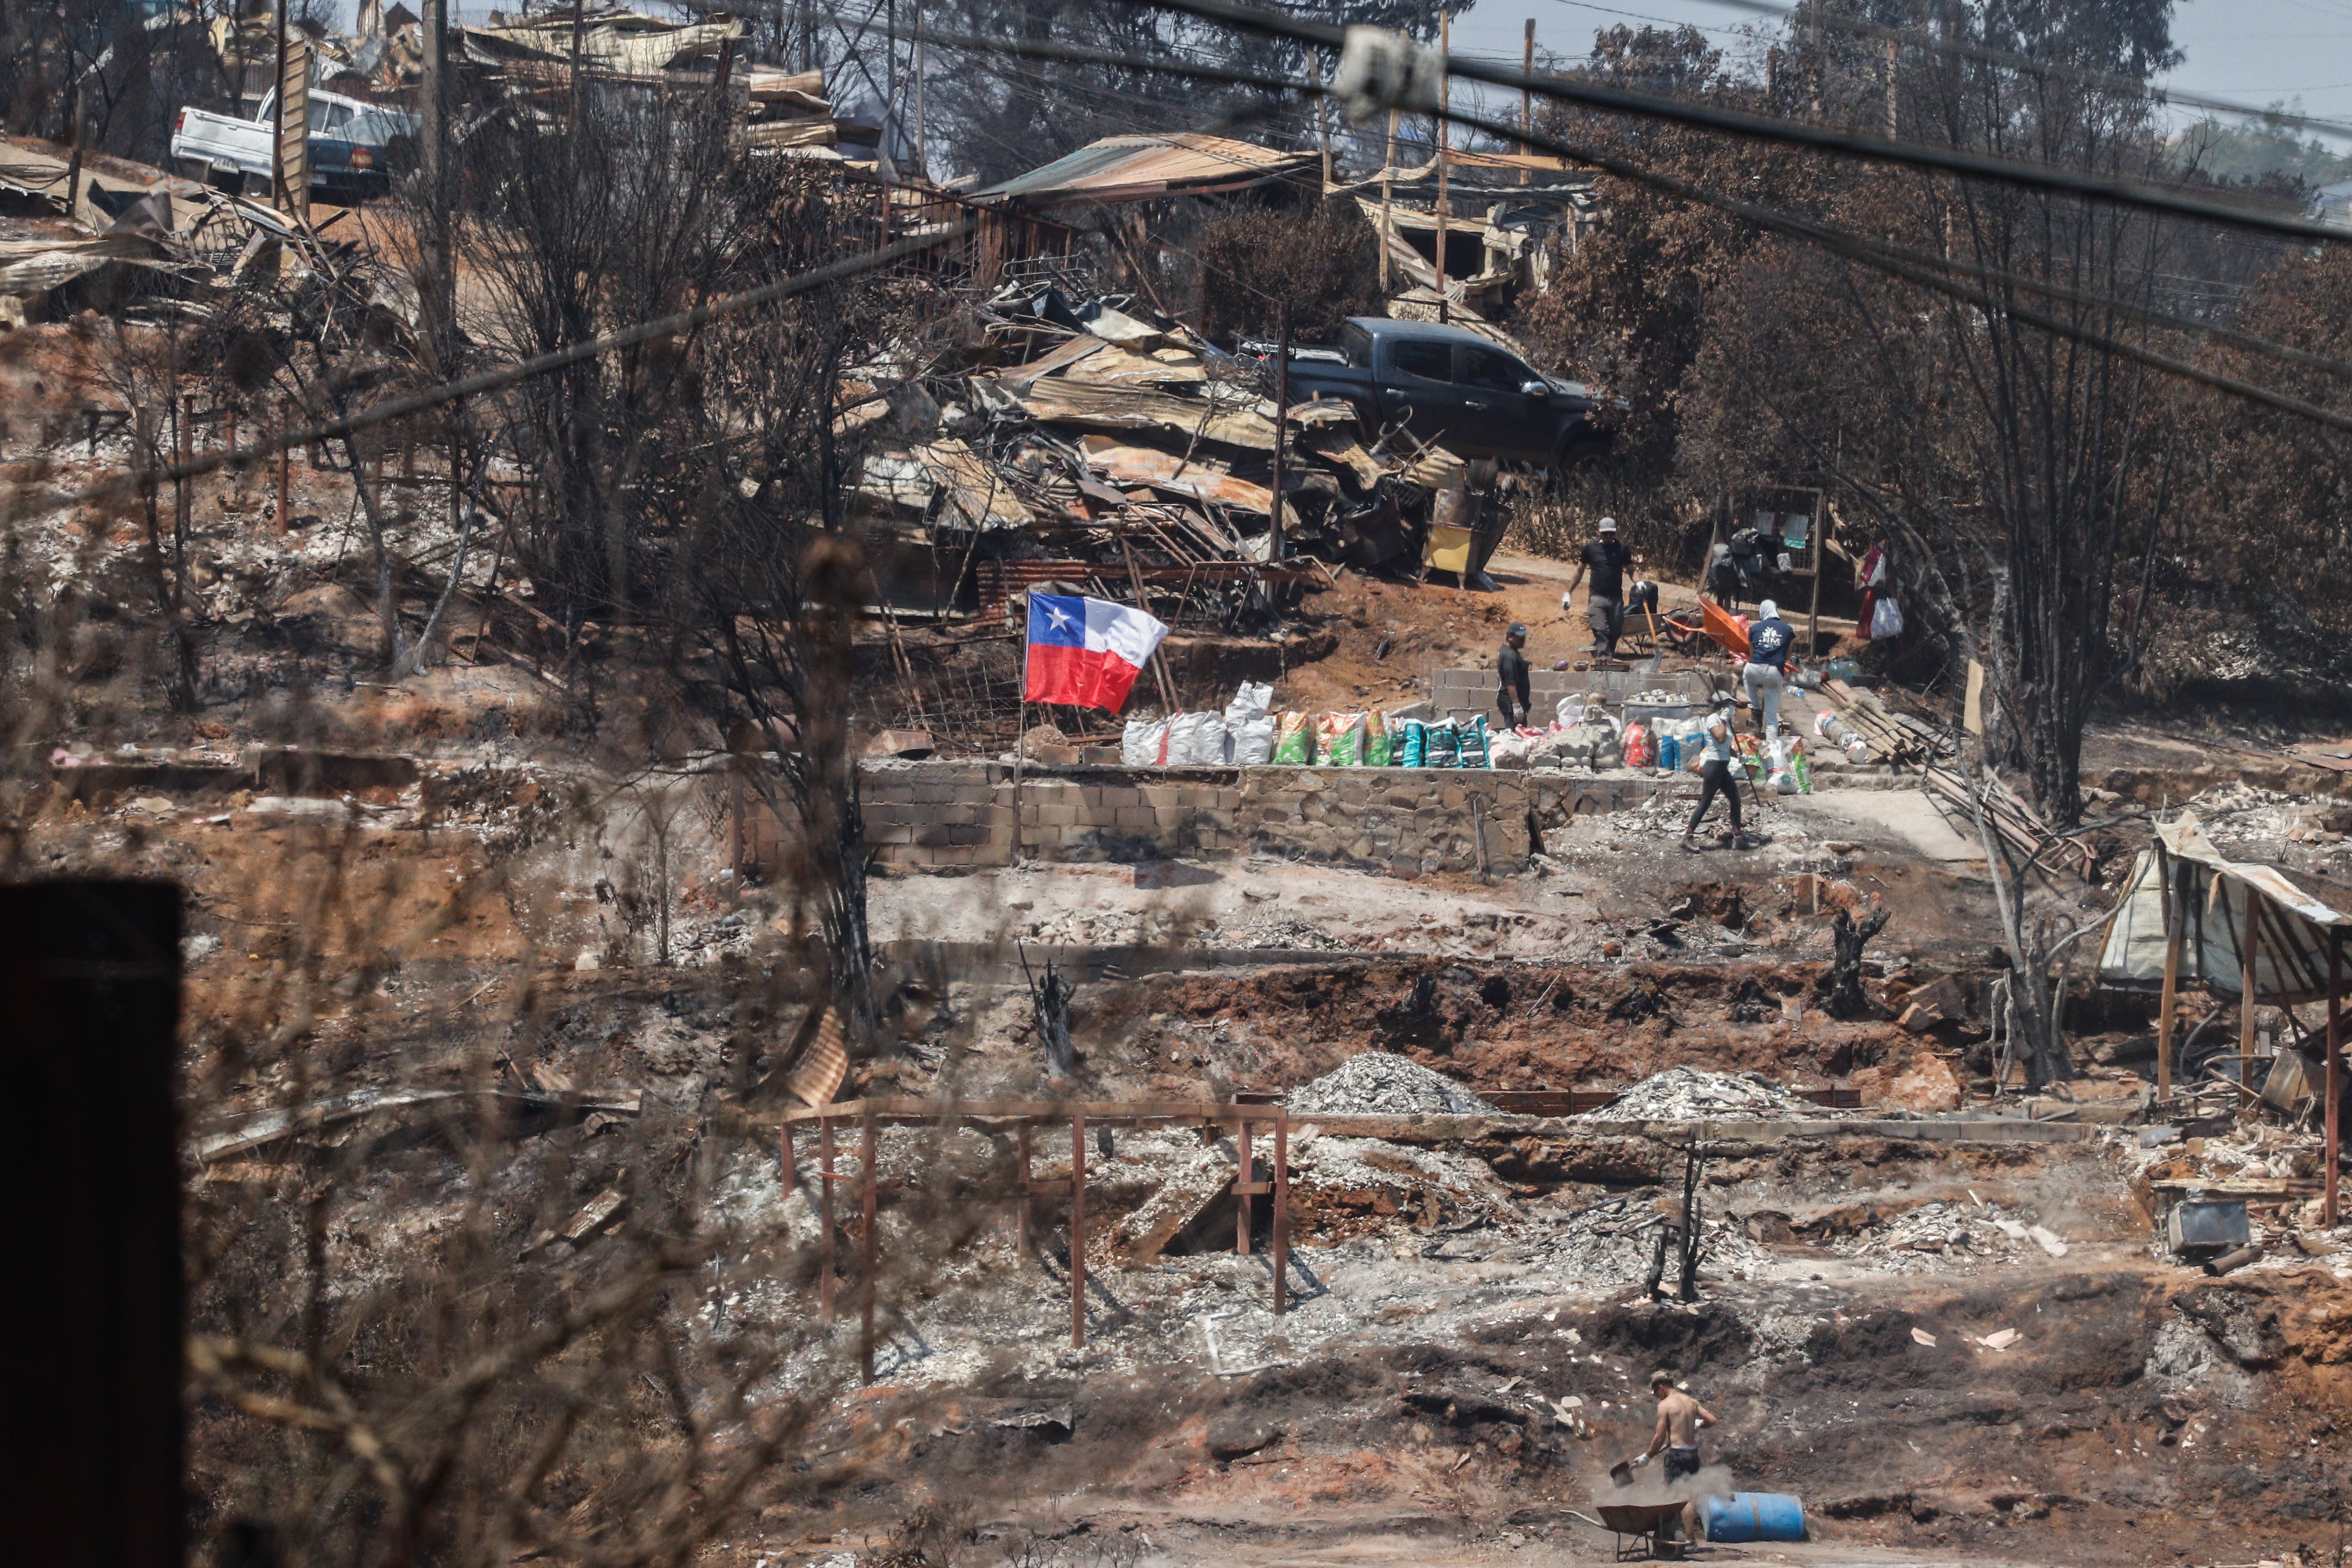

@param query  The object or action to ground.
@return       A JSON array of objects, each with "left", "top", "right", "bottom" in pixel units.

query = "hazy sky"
[
  {"left": 1444, "top": 0, "right": 2352, "bottom": 143},
  {"left": 402, "top": 0, "right": 2352, "bottom": 148}
]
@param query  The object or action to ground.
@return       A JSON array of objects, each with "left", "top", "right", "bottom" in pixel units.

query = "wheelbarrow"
[{"left": 1595, "top": 1500, "right": 1688, "bottom": 1561}]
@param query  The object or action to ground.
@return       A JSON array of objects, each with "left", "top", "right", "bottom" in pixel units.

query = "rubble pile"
[
  {"left": 1528, "top": 1193, "right": 1775, "bottom": 1285},
  {"left": 853, "top": 277, "right": 1502, "bottom": 623},
  {"left": 1841, "top": 1200, "right": 2031, "bottom": 1273},
  {"left": 1589, "top": 1067, "right": 1820, "bottom": 1120},
  {"left": 2184, "top": 782, "right": 2352, "bottom": 868},
  {"left": 1288, "top": 1052, "right": 1496, "bottom": 1116}
]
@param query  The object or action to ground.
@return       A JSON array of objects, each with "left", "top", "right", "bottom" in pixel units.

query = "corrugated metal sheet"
[{"left": 974, "top": 132, "right": 1311, "bottom": 209}]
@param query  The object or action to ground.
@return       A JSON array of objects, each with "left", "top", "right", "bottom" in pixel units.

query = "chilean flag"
[{"left": 1024, "top": 593, "right": 1169, "bottom": 712}]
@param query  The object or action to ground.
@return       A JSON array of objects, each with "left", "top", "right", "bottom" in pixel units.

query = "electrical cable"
[
  {"left": 1121, "top": 0, "right": 2352, "bottom": 245},
  {"left": 1682, "top": 0, "right": 2352, "bottom": 146},
  {"left": 945, "top": 29, "right": 2352, "bottom": 432}
]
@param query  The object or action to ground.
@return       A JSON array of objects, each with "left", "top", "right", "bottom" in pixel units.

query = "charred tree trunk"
[{"left": 1818, "top": 907, "right": 1891, "bottom": 1020}]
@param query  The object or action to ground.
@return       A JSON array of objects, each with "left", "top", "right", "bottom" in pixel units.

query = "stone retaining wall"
[{"left": 857, "top": 760, "right": 1667, "bottom": 874}]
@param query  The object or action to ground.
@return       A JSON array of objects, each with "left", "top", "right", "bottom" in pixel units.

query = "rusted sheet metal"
[
  {"left": 1061, "top": 342, "right": 1208, "bottom": 387},
  {"left": 1298, "top": 428, "right": 1383, "bottom": 489},
  {"left": 916, "top": 439, "right": 1032, "bottom": 529},
  {"left": 996, "top": 333, "right": 1110, "bottom": 390},
  {"left": 0, "top": 234, "right": 170, "bottom": 298},
  {"left": 1078, "top": 437, "right": 1273, "bottom": 513},
  {"left": 1015, "top": 378, "right": 1279, "bottom": 450},
  {"left": 974, "top": 132, "right": 1312, "bottom": 210}
]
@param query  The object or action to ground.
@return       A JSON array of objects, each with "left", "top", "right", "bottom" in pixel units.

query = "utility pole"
[
  {"left": 914, "top": 0, "right": 926, "bottom": 178},
  {"left": 420, "top": 0, "right": 449, "bottom": 369},
  {"left": 568, "top": 0, "right": 588, "bottom": 130},
  {"left": 271, "top": 0, "right": 288, "bottom": 204},
  {"left": 1379, "top": 106, "right": 1397, "bottom": 292},
  {"left": 1435, "top": 11, "right": 1449, "bottom": 322},
  {"left": 1520, "top": 18, "right": 1534, "bottom": 187},
  {"left": 1269, "top": 299, "right": 1289, "bottom": 564}
]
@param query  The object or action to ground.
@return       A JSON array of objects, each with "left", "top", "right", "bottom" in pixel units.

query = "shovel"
[
  {"left": 1642, "top": 603, "right": 1666, "bottom": 676},
  {"left": 1610, "top": 1458, "right": 1637, "bottom": 1488}
]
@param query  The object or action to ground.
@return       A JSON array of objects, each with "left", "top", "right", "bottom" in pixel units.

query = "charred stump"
[{"left": 1818, "top": 907, "right": 1891, "bottom": 1020}]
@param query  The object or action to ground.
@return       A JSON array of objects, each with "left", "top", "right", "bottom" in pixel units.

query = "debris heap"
[
  {"left": 1288, "top": 1052, "right": 1497, "bottom": 1116},
  {"left": 850, "top": 276, "right": 1500, "bottom": 627},
  {"left": 1589, "top": 1067, "right": 1819, "bottom": 1120}
]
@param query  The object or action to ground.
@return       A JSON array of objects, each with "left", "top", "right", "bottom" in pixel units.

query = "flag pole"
[{"left": 1011, "top": 597, "right": 1026, "bottom": 866}]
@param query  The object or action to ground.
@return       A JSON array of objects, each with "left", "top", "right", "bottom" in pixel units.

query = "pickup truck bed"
[
  {"left": 171, "top": 88, "right": 416, "bottom": 201},
  {"left": 1250, "top": 316, "right": 1607, "bottom": 469}
]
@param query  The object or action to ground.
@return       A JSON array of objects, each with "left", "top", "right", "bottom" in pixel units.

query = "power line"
[
  {"left": 1127, "top": 0, "right": 2352, "bottom": 245},
  {"left": 1683, "top": 0, "right": 2352, "bottom": 146},
  {"left": 953, "top": 28, "right": 2352, "bottom": 434}
]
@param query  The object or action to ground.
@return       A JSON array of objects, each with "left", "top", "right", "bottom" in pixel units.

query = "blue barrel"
[{"left": 1702, "top": 1493, "right": 1806, "bottom": 1543}]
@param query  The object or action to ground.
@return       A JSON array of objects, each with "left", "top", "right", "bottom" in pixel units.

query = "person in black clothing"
[
  {"left": 1565, "top": 516, "right": 1635, "bottom": 657},
  {"left": 1497, "top": 623, "right": 1531, "bottom": 729}
]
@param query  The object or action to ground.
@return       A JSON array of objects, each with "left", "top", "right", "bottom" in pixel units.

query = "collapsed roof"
[{"left": 971, "top": 132, "right": 1315, "bottom": 211}]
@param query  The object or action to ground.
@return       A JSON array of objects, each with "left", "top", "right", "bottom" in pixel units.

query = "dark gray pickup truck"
[{"left": 1251, "top": 316, "right": 1609, "bottom": 469}]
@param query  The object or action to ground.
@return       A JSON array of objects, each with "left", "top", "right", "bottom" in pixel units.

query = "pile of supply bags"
[{"left": 1121, "top": 685, "right": 1501, "bottom": 768}]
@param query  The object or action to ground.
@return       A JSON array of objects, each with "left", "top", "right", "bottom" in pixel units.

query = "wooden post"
[
  {"left": 1520, "top": 18, "right": 1534, "bottom": 186},
  {"left": 780, "top": 1120, "right": 796, "bottom": 1194},
  {"left": 1234, "top": 1119, "right": 1252, "bottom": 1256},
  {"left": 275, "top": 440, "right": 291, "bottom": 536},
  {"left": 419, "top": 0, "right": 451, "bottom": 365},
  {"left": 859, "top": 1109, "right": 878, "bottom": 1384},
  {"left": 2240, "top": 883, "right": 2261, "bottom": 1104},
  {"left": 567, "top": 0, "right": 588, "bottom": 130},
  {"left": 1319, "top": 92, "right": 1331, "bottom": 189},
  {"left": 1272, "top": 1111, "right": 1289, "bottom": 1316},
  {"left": 818, "top": 1116, "right": 835, "bottom": 1320},
  {"left": 1269, "top": 301, "right": 1289, "bottom": 564},
  {"left": 271, "top": 0, "right": 289, "bottom": 204},
  {"left": 2329, "top": 931, "right": 2343, "bottom": 1228},
  {"left": 1434, "top": 12, "right": 1450, "bottom": 321},
  {"left": 1804, "top": 492, "right": 1826, "bottom": 658},
  {"left": 174, "top": 397, "right": 191, "bottom": 563},
  {"left": 1069, "top": 1111, "right": 1087, "bottom": 1350},
  {"left": 1379, "top": 108, "right": 1398, "bottom": 292},
  {"left": 2156, "top": 847, "right": 2179, "bottom": 1102}
]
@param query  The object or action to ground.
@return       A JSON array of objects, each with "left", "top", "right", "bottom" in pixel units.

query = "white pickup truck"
[{"left": 171, "top": 87, "right": 418, "bottom": 202}]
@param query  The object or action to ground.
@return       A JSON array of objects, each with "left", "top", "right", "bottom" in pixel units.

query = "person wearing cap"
[
  {"left": 1743, "top": 598, "right": 1797, "bottom": 744},
  {"left": 1497, "top": 622, "right": 1532, "bottom": 729},
  {"left": 1565, "top": 517, "right": 1635, "bottom": 659}
]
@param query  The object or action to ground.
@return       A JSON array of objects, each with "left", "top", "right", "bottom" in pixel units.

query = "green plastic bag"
[
  {"left": 1272, "top": 710, "right": 1312, "bottom": 765},
  {"left": 1364, "top": 710, "right": 1393, "bottom": 767}
]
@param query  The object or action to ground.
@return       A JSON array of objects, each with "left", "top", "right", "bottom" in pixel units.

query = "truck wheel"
[
  {"left": 241, "top": 171, "right": 273, "bottom": 198},
  {"left": 1553, "top": 435, "right": 1611, "bottom": 473}
]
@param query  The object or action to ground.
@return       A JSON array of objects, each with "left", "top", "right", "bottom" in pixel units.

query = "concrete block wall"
[{"left": 859, "top": 759, "right": 1667, "bottom": 875}]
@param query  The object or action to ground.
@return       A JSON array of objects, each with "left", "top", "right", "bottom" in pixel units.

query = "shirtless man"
[{"left": 1629, "top": 1370, "right": 1718, "bottom": 1538}]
